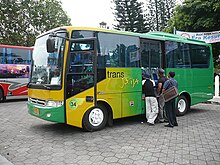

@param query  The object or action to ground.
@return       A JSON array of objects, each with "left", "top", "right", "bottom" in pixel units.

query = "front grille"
[{"left": 29, "top": 97, "right": 46, "bottom": 106}]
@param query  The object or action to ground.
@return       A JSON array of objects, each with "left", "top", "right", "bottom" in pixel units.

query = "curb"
[{"left": 0, "top": 155, "right": 13, "bottom": 165}]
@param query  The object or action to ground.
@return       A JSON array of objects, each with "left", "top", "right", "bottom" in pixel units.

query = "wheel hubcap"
[
  {"left": 89, "top": 108, "right": 104, "bottom": 127},
  {"left": 178, "top": 99, "right": 186, "bottom": 113}
]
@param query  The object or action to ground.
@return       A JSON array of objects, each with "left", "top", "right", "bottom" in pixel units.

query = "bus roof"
[
  {"left": 0, "top": 44, "right": 33, "bottom": 50},
  {"left": 147, "top": 31, "right": 208, "bottom": 44},
  {"left": 38, "top": 26, "right": 210, "bottom": 46}
]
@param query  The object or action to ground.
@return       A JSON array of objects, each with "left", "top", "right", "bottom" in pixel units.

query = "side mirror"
[{"left": 46, "top": 38, "right": 55, "bottom": 53}]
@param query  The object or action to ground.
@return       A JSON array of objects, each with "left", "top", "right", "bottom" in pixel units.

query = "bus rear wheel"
[
  {"left": 0, "top": 89, "right": 6, "bottom": 103},
  {"left": 83, "top": 105, "right": 108, "bottom": 132},
  {"left": 176, "top": 95, "right": 189, "bottom": 116}
]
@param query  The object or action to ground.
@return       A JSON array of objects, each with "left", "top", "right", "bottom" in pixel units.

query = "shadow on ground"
[{"left": 28, "top": 103, "right": 210, "bottom": 134}]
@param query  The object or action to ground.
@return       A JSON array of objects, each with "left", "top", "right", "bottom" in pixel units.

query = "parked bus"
[
  {"left": 0, "top": 44, "right": 32, "bottom": 102},
  {"left": 27, "top": 27, "right": 214, "bottom": 131}
]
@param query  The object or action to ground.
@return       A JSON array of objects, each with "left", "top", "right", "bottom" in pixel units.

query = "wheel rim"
[
  {"left": 88, "top": 108, "right": 104, "bottom": 127},
  {"left": 178, "top": 99, "right": 186, "bottom": 113}
]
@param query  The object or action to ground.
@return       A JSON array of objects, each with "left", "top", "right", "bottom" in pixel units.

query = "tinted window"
[
  {"left": 70, "top": 40, "right": 94, "bottom": 51},
  {"left": 165, "top": 41, "right": 191, "bottom": 68},
  {"left": 97, "top": 32, "right": 140, "bottom": 68},
  {"left": 67, "top": 50, "right": 94, "bottom": 98},
  {"left": 72, "top": 31, "right": 93, "bottom": 39},
  {"left": 141, "top": 39, "right": 161, "bottom": 68},
  {"left": 191, "top": 45, "right": 210, "bottom": 68},
  {"left": 67, "top": 36, "right": 95, "bottom": 98},
  {"left": 69, "top": 51, "right": 93, "bottom": 73},
  {"left": 66, "top": 74, "right": 94, "bottom": 98},
  {"left": 5, "top": 48, "right": 31, "bottom": 64},
  {"left": 0, "top": 48, "right": 5, "bottom": 63},
  {"left": 179, "top": 43, "right": 191, "bottom": 67},
  {"left": 0, "top": 47, "right": 31, "bottom": 78}
]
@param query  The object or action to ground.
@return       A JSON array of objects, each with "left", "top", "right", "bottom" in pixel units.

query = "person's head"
[
  {"left": 158, "top": 68, "right": 165, "bottom": 77},
  {"left": 142, "top": 72, "right": 151, "bottom": 79},
  {"left": 145, "top": 73, "right": 151, "bottom": 79},
  {"left": 168, "top": 71, "right": 175, "bottom": 78}
]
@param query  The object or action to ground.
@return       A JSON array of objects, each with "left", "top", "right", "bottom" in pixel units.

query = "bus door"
[
  {"left": 140, "top": 39, "right": 162, "bottom": 85},
  {"left": 65, "top": 38, "right": 97, "bottom": 126}
]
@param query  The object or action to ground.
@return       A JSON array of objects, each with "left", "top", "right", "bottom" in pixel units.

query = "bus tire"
[
  {"left": 0, "top": 89, "right": 6, "bottom": 103},
  {"left": 176, "top": 95, "right": 188, "bottom": 116},
  {"left": 83, "top": 105, "right": 108, "bottom": 132}
]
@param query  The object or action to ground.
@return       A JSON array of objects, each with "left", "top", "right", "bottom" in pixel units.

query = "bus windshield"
[{"left": 30, "top": 32, "right": 66, "bottom": 86}]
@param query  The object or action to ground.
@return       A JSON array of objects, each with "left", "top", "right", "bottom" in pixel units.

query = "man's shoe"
[
  {"left": 164, "top": 120, "right": 169, "bottom": 123},
  {"left": 154, "top": 120, "right": 159, "bottom": 123},
  {"left": 147, "top": 122, "right": 154, "bottom": 126},
  {"left": 174, "top": 123, "right": 178, "bottom": 126},
  {"left": 164, "top": 124, "right": 173, "bottom": 128}
]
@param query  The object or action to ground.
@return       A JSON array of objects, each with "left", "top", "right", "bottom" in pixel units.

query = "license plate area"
[{"left": 33, "top": 107, "right": 40, "bottom": 115}]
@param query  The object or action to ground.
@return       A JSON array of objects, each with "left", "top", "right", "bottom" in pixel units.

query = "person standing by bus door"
[
  {"left": 143, "top": 73, "right": 158, "bottom": 125},
  {"left": 162, "top": 71, "right": 178, "bottom": 128},
  {"left": 156, "top": 68, "right": 168, "bottom": 123}
]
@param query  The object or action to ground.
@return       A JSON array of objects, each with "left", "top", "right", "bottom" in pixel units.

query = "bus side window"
[
  {"left": 69, "top": 52, "right": 84, "bottom": 73},
  {"left": 191, "top": 45, "right": 210, "bottom": 68},
  {"left": 165, "top": 42, "right": 191, "bottom": 68},
  {"left": 140, "top": 39, "right": 161, "bottom": 69}
]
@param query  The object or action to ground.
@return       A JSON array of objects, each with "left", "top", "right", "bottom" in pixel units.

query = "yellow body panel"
[
  {"left": 28, "top": 88, "right": 64, "bottom": 100},
  {"left": 97, "top": 93, "right": 122, "bottom": 118},
  {"left": 66, "top": 88, "right": 94, "bottom": 128}
]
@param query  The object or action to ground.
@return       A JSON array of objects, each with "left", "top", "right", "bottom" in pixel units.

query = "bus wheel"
[
  {"left": 0, "top": 89, "right": 6, "bottom": 103},
  {"left": 83, "top": 105, "right": 108, "bottom": 132},
  {"left": 176, "top": 95, "right": 188, "bottom": 116}
]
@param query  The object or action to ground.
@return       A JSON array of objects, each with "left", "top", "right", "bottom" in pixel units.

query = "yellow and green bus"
[{"left": 27, "top": 26, "right": 213, "bottom": 131}]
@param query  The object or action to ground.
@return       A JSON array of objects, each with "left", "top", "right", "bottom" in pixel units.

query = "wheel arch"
[
  {"left": 97, "top": 100, "right": 113, "bottom": 127},
  {"left": 0, "top": 85, "right": 4, "bottom": 94},
  {"left": 0, "top": 85, "right": 6, "bottom": 102},
  {"left": 176, "top": 91, "right": 191, "bottom": 116},
  {"left": 179, "top": 91, "right": 191, "bottom": 108}
]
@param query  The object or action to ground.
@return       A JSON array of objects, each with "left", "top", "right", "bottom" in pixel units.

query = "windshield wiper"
[
  {"left": 27, "top": 82, "right": 51, "bottom": 90},
  {"left": 41, "top": 84, "right": 51, "bottom": 90}
]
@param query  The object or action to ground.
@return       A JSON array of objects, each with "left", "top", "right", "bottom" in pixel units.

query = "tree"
[
  {"left": 0, "top": 0, "right": 71, "bottom": 47},
  {"left": 145, "top": 0, "right": 176, "bottom": 31},
  {"left": 166, "top": 0, "right": 220, "bottom": 32},
  {"left": 112, "top": 0, "right": 148, "bottom": 33}
]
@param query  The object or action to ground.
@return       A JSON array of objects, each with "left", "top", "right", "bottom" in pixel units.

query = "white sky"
[
  {"left": 61, "top": 0, "right": 182, "bottom": 29},
  {"left": 61, "top": 0, "right": 116, "bottom": 28}
]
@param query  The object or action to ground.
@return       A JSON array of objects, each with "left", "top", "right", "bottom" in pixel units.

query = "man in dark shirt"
[
  {"left": 143, "top": 73, "right": 158, "bottom": 125},
  {"left": 162, "top": 71, "right": 178, "bottom": 128},
  {"left": 156, "top": 68, "right": 168, "bottom": 123}
]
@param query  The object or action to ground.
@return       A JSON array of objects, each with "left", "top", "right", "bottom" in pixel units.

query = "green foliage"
[
  {"left": 112, "top": 0, "right": 176, "bottom": 33},
  {"left": 146, "top": 0, "right": 176, "bottom": 31},
  {"left": 112, "top": 0, "right": 148, "bottom": 33},
  {"left": 0, "top": 0, "right": 71, "bottom": 47},
  {"left": 166, "top": 0, "right": 220, "bottom": 32}
]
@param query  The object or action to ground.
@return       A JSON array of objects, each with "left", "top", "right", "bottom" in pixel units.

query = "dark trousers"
[{"left": 165, "top": 99, "right": 178, "bottom": 126}]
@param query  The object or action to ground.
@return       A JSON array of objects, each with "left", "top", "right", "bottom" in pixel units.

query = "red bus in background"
[{"left": 0, "top": 44, "right": 32, "bottom": 102}]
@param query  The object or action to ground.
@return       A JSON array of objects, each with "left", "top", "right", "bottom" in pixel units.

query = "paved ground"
[{"left": 0, "top": 98, "right": 220, "bottom": 165}]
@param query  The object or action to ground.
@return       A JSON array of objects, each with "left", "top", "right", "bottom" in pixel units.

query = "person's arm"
[
  {"left": 162, "top": 80, "right": 168, "bottom": 93},
  {"left": 157, "top": 82, "right": 162, "bottom": 94}
]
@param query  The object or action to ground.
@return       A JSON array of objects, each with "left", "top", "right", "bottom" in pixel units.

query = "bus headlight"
[{"left": 46, "top": 100, "right": 63, "bottom": 107}]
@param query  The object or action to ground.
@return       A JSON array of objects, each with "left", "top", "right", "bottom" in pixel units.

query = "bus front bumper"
[{"left": 27, "top": 102, "right": 65, "bottom": 123}]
